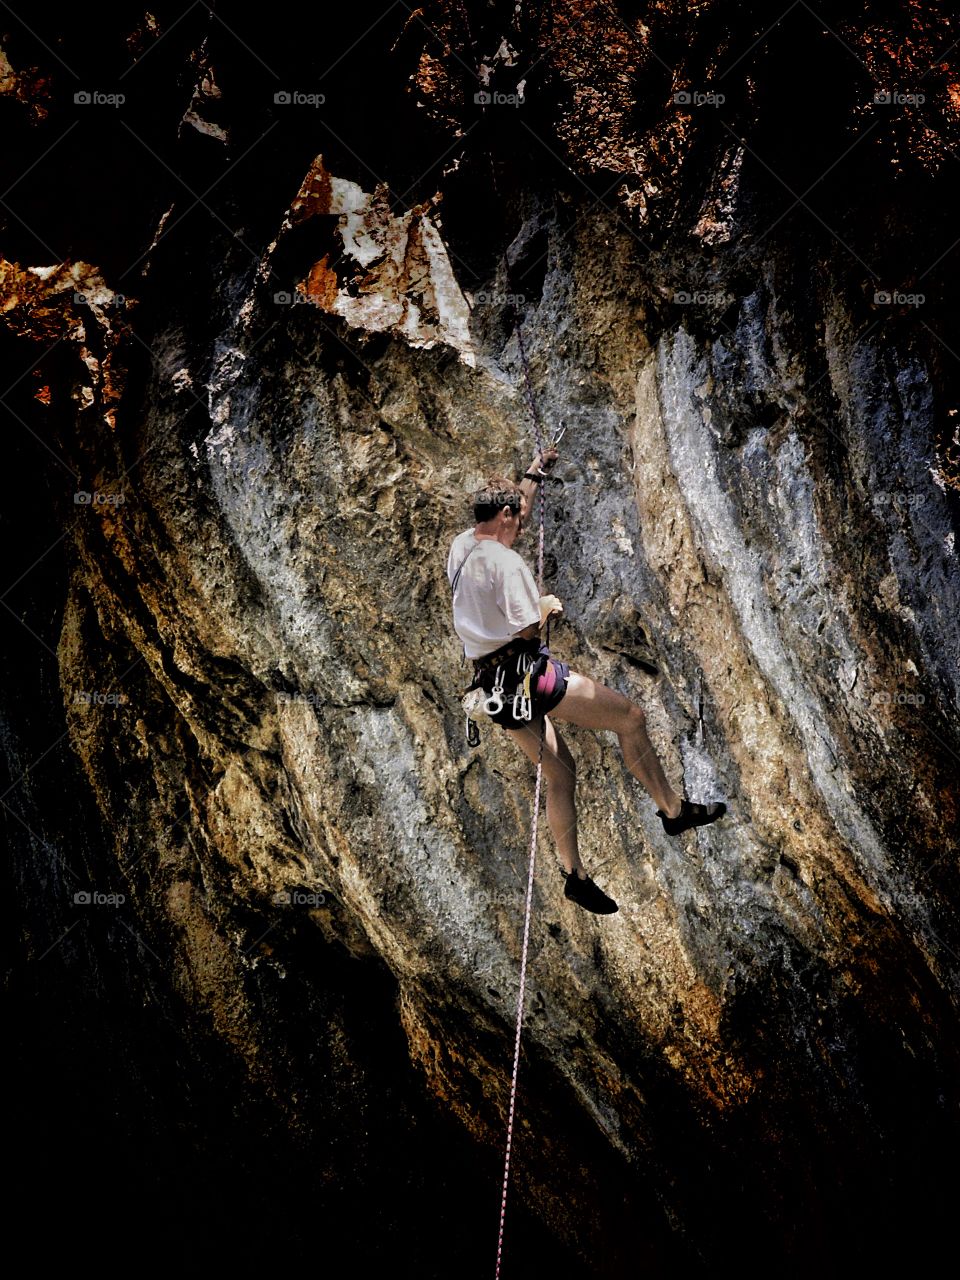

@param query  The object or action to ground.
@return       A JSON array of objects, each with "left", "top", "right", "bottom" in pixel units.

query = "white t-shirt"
[{"left": 446, "top": 528, "right": 541, "bottom": 659}]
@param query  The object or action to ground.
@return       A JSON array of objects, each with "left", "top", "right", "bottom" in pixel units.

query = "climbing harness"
[
  {"left": 450, "top": 540, "right": 482, "bottom": 598},
  {"left": 454, "top": 460, "right": 562, "bottom": 747},
  {"left": 474, "top": 650, "right": 537, "bottom": 721}
]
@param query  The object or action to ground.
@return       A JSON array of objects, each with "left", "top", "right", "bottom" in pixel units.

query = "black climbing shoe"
[
  {"left": 562, "top": 869, "right": 619, "bottom": 915},
  {"left": 657, "top": 797, "right": 727, "bottom": 836}
]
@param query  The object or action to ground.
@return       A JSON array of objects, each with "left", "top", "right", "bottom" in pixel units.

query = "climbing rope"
[
  {"left": 494, "top": 705, "right": 545, "bottom": 1280},
  {"left": 434, "top": 54, "right": 556, "bottom": 1264},
  {"left": 493, "top": 167, "right": 552, "bottom": 1279}
]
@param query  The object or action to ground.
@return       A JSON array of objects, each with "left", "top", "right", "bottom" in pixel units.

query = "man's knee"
[{"left": 547, "top": 745, "right": 577, "bottom": 791}]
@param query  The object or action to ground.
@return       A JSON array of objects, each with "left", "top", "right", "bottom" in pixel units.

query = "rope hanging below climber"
[
  {"left": 445, "top": 394, "right": 726, "bottom": 1279},
  {"left": 446, "top": 161, "right": 725, "bottom": 1276}
]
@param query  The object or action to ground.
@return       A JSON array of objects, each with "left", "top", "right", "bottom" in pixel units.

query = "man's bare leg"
[
  {"left": 504, "top": 717, "right": 590, "bottom": 879},
  {"left": 549, "top": 672, "right": 683, "bottom": 817}
]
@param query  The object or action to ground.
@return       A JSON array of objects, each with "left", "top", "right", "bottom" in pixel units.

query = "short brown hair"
[{"left": 473, "top": 475, "right": 522, "bottom": 522}]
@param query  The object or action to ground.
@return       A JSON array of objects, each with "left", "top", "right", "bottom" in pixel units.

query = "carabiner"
[
  {"left": 512, "top": 670, "right": 534, "bottom": 721},
  {"left": 484, "top": 690, "right": 504, "bottom": 715},
  {"left": 512, "top": 690, "right": 532, "bottom": 721},
  {"left": 483, "top": 666, "right": 507, "bottom": 716}
]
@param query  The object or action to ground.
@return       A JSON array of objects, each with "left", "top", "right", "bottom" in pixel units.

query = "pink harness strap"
[{"left": 534, "top": 660, "right": 556, "bottom": 698}]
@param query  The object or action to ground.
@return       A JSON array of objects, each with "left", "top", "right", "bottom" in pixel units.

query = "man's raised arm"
[{"left": 517, "top": 445, "right": 559, "bottom": 523}]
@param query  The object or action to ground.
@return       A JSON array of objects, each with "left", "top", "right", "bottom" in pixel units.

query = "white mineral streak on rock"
[
  {"left": 200, "top": 345, "right": 351, "bottom": 697},
  {"left": 770, "top": 433, "right": 824, "bottom": 590},
  {"left": 206, "top": 346, "right": 245, "bottom": 441},
  {"left": 656, "top": 329, "right": 930, "bottom": 931},
  {"left": 345, "top": 704, "right": 514, "bottom": 976},
  {"left": 678, "top": 736, "right": 722, "bottom": 814}
]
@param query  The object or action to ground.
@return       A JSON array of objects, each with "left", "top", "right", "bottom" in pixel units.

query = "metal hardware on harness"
[
  {"left": 483, "top": 666, "right": 507, "bottom": 716},
  {"left": 465, "top": 715, "right": 481, "bottom": 747},
  {"left": 499, "top": 653, "right": 532, "bottom": 722},
  {"left": 512, "top": 670, "right": 533, "bottom": 722},
  {"left": 511, "top": 693, "right": 530, "bottom": 721},
  {"left": 462, "top": 687, "right": 486, "bottom": 717}
]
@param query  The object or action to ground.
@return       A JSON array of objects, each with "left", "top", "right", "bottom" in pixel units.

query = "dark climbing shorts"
[{"left": 471, "top": 638, "right": 570, "bottom": 730}]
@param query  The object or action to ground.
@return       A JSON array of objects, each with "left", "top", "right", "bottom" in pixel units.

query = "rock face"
[{"left": 4, "top": 4, "right": 960, "bottom": 1273}]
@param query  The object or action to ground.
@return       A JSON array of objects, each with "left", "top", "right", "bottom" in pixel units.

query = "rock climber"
[{"left": 447, "top": 442, "right": 726, "bottom": 915}]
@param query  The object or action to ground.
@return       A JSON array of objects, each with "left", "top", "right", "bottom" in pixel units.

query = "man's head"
[{"left": 473, "top": 476, "right": 525, "bottom": 544}]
